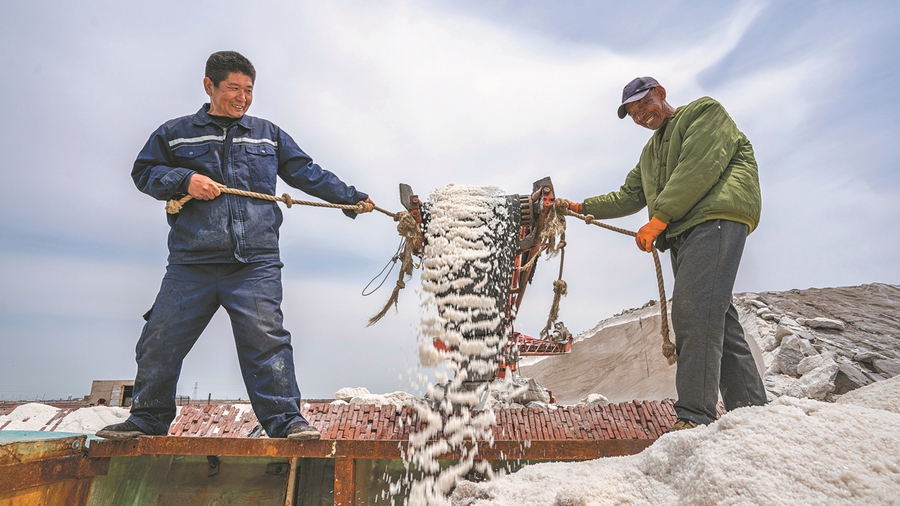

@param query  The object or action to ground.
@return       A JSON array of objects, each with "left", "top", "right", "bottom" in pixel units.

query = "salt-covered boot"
[
  {"left": 96, "top": 420, "right": 151, "bottom": 439},
  {"left": 286, "top": 421, "right": 321, "bottom": 440},
  {"left": 665, "top": 419, "right": 699, "bottom": 433}
]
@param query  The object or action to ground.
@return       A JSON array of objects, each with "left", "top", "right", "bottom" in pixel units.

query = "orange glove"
[
  {"left": 563, "top": 200, "right": 583, "bottom": 214},
  {"left": 636, "top": 217, "right": 667, "bottom": 252}
]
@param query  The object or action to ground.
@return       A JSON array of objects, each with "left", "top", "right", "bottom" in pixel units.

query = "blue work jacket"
[{"left": 132, "top": 104, "right": 368, "bottom": 264}]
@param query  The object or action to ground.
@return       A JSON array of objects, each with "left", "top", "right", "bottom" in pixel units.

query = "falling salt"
[{"left": 404, "top": 184, "right": 514, "bottom": 505}]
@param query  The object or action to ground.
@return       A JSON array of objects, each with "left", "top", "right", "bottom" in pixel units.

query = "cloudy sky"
[{"left": 1, "top": 1, "right": 898, "bottom": 401}]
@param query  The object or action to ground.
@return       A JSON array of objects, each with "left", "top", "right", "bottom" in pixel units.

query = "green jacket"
[{"left": 583, "top": 97, "right": 761, "bottom": 247}]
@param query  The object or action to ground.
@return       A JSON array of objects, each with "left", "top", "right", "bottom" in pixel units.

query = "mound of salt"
[
  {"left": 0, "top": 403, "right": 60, "bottom": 431},
  {"left": 451, "top": 377, "right": 900, "bottom": 505},
  {"left": 55, "top": 406, "right": 131, "bottom": 434}
]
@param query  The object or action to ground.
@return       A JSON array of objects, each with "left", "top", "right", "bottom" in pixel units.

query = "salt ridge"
[{"left": 450, "top": 376, "right": 900, "bottom": 505}]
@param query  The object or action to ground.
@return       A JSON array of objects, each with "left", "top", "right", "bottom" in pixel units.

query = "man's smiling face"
[
  {"left": 205, "top": 72, "right": 253, "bottom": 118},
  {"left": 625, "top": 87, "right": 669, "bottom": 131}
]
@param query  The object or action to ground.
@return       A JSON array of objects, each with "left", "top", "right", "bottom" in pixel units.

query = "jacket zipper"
[
  {"left": 221, "top": 125, "right": 230, "bottom": 182},
  {"left": 221, "top": 123, "right": 243, "bottom": 260}
]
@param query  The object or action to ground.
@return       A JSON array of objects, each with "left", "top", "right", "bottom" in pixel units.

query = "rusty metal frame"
[
  {"left": 87, "top": 436, "right": 654, "bottom": 506},
  {"left": 333, "top": 457, "right": 357, "bottom": 505},
  {"left": 0, "top": 436, "right": 110, "bottom": 496},
  {"left": 0, "top": 454, "right": 110, "bottom": 494},
  {"left": 87, "top": 436, "right": 652, "bottom": 461}
]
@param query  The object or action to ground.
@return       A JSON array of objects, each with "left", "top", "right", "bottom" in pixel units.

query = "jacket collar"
[
  {"left": 193, "top": 104, "right": 253, "bottom": 130},
  {"left": 653, "top": 105, "right": 684, "bottom": 142}
]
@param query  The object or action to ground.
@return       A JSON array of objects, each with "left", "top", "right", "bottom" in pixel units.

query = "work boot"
[
  {"left": 665, "top": 418, "right": 699, "bottom": 434},
  {"left": 286, "top": 420, "right": 321, "bottom": 440},
  {"left": 96, "top": 420, "right": 152, "bottom": 439}
]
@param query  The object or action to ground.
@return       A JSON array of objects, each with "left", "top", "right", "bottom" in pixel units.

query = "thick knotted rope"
[
  {"left": 166, "top": 186, "right": 419, "bottom": 327},
  {"left": 539, "top": 256, "right": 568, "bottom": 339},
  {"left": 555, "top": 200, "right": 676, "bottom": 365},
  {"left": 165, "top": 188, "right": 396, "bottom": 218},
  {"left": 165, "top": 187, "right": 674, "bottom": 364},
  {"left": 538, "top": 201, "right": 569, "bottom": 339},
  {"left": 366, "top": 211, "right": 422, "bottom": 326}
]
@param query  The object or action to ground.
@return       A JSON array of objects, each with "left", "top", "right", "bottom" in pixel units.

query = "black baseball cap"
[{"left": 617, "top": 76, "right": 660, "bottom": 119}]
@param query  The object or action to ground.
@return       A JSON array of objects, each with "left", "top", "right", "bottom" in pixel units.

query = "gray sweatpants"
[{"left": 669, "top": 219, "right": 767, "bottom": 425}]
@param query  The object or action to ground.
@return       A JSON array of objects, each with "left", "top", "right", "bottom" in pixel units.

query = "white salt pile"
[
  {"left": 0, "top": 403, "right": 62, "bottom": 431},
  {"left": 55, "top": 406, "right": 130, "bottom": 433},
  {"left": 450, "top": 376, "right": 900, "bottom": 505},
  {"left": 332, "top": 387, "right": 416, "bottom": 409},
  {"left": 0, "top": 403, "right": 130, "bottom": 433},
  {"left": 835, "top": 371, "right": 900, "bottom": 414},
  {"left": 519, "top": 301, "right": 678, "bottom": 404}
]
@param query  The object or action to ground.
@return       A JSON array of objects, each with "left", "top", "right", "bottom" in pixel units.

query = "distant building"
[{"left": 88, "top": 380, "right": 134, "bottom": 407}]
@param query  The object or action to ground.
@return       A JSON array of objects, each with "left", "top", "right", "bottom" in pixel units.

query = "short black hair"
[{"left": 205, "top": 51, "right": 256, "bottom": 86}]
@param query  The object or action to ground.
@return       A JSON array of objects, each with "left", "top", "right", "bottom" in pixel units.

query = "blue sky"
[{"left": 1, "top": 0, "right": 898, "bottom": 401}]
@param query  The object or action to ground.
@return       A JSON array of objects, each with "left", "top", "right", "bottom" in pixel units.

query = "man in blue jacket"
[{"left": 98, "top": 51, "right": 374, "bottom": 440}]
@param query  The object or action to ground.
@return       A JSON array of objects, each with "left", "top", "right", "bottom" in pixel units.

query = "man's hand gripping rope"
[
  {"left": 166, "top": 182, "right": 380, "bottom": 216},
  {"left": 164, "top": 183, "right": 417, "bottom": 327},
  {"left": 556, "top": 199, "right": 677, "bottom": 364}
]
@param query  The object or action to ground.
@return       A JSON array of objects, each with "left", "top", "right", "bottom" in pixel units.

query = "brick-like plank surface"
[
  {"left": 162, "top": 399, "right": 690, "bottom": 441},
  {"left": 0, "top": 399, "right": 713, "bottom": 442}
]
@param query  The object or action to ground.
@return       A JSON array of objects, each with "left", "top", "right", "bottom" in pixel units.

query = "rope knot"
[
  {"left": 166, "top": 200, "right": 184, "bottom": 214},
  {"left": 396, "top": 212, "right": 420, "bottom": 239},
  {"left": 282, "top": 193, "right": 293, "bottom": 209},
  {"left": 663, "top": 340, "right": 677, "bottom": 365},
  {"left": 355, "top": 200, "right": 368, "bottom": 214},
  {"left": 584, "top": 214, "right": 595, "bottom": 224},
  {"left": 367, "top": 210, "right": 422, "bottom": 327},
  {"left": 552, "top": 279, "right": 567, "bottom": 295}
]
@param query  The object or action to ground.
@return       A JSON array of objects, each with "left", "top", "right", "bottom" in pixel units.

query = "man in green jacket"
[{"left": 564, "top": 77, "right": 767, "bottom": 431}]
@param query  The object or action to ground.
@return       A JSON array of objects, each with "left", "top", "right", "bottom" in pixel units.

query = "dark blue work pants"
[
  {"left": 669, "top": 220, "right": 767, "bottom": 425},
  {"left": 126, "top": 262, "right": 307, "bottom": 437}
]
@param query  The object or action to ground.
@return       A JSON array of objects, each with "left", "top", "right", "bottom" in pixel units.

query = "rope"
[
  {"left": 165, "top": 188, "right": 397, "bottom": 218},
  {"left": 361, "top": 240, "right": 405, "bottom": 297},
  {"left": 165, "top": 186, "right": 421, "bottom": 327},
  {"left": 538, "top": 201, "right": 569, "bottom": 339},
  {"left": 165, "top": 186, "right": 673, "bottom": 364},
  {"left": 518, "top": 200, "right": 569, "bottom": 274},
  {"left": 539, "top": 236, "right": 568, "bottom": 339},
  {"left": 558, "top": 201, "right": 676, "bottom": 365},
  {"left": 366, "top": 210, "right": 422, "bottom": 326}
]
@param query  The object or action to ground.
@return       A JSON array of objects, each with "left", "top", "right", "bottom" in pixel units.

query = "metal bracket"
[
  {"left": 266, "top": 462, "right": 289, "bottom": 476},
  {"left": 207, "top": 455, "right": 220, "bottom": 477}
]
